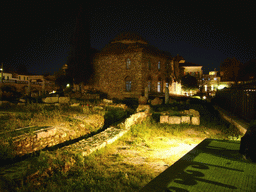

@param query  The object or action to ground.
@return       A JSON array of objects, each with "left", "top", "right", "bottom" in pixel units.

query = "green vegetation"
[
  {"left": 0, "top": 103, "right": 130, "bottom": 164},
  {"left": 0, "top": 99, "right": 243, "bottom": 191},
  {"left": 2, "top": 100, "right": 244, "bottom": 191}
]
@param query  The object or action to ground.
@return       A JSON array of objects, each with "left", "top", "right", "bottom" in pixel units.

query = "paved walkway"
[{"left": 141, "top": 138, "right": 256, "bottom": 192}]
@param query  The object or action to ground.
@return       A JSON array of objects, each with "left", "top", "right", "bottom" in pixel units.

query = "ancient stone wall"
[
  {"left": 63, "top": 111, "right": 151, "bottom": 156},
  {"left": 8, "top": 110, "right": 150, "bottom": 158},
  {"left": 160, "top": 109, "right": 200, "bottom": 125},
  {"left": 9, "top": 114, "right": 105, "bottom": 157}
]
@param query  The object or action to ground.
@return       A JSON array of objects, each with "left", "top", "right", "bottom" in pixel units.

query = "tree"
[
  {"left": 238, "top": 59, "right": 256, "bottom": 82},
  {"left": 181, "top": 74, "right": 198, "bottom": 91},
  {"left": 67, "top": 3, "right": 93, "bottom": 85},
  {"left": 220, "top": 57, "right": 243, "bottom": 84},
  {"left": 54, "top": 67, "right": 73, "bottom": 91}
]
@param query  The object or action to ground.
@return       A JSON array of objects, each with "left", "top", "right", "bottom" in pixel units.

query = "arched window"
[
  {"left": 126, "top": 58, "right": 131, "bottom": 69},
  {"left": 158, "top": 61, "right": 161, "bottom": 70},
  {"left": 125, "top": 76, "right": 132, "bottom": 92}
]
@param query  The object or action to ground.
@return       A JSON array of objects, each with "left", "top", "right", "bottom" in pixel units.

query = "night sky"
[{"left": 1, "top": 1, "right": 256, "bottom": 75}]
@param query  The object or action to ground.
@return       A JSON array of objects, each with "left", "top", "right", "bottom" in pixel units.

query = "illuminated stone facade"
[{"left": 90, "top": 32, "right": 184, "bottom": 99}]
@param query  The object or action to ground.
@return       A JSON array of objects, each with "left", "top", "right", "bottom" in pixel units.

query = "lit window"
[
  {"left": 126, "top": 58, "right": 131, "bottom": 69},
  {"left": 158, "top": 61, "right": 161, "bottom": 70},
  {"left": 126, "top": 81, "right": 131, "bottom": 92},
  {"left": 204, "top": 85, "right": 207, "bottom": 92},
  {"left": 157, "top": 81, "right": 161, "bottom": 92}
]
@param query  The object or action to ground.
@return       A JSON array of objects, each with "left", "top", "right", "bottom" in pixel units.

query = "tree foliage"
[
  {"left": 54, "top": 67, "right": 73, "bottom": 90},
  {"left": 220, "top": 57, "right": 243, "bottom": 84},
  {"left": 181, "top": 74, "right": 198, "bottom": 91}
]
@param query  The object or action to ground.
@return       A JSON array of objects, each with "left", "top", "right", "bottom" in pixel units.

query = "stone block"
[
  {"left": 168, "top": 116, "right": 181, "bottom": 124},
  {"left": 36, "top": 127, "right": 56, "bottom": 140},
  {"left": 136, "top": 105, "right": 151, "bottom": 113},
  {"left": 191, "top": 116, "right": 200, "bottom": 125},
  {"left": 181, "top": 116, "right": 190, "bottom": 124},
  {"left": 103, "top": 99, "right": 113, "bottom": 104},
  {"left": 59, "top": 97, "right": 70, "bottom": 104},
  {"left": 71, "top": 103, "right": 80, "bottom": 107},
  {"left": 160, "top": 116, "right": 169, "bottom": 123},
  {"left": 17, "top": 103, "right": 26, "bottom": 106},
  {"left": 43, "top": 97, "right": 59, "bottom": 103},
  {"left": 189, "top": 109, "right": 200, "bottom": 117},
  {"left": 138, "top": 96, "right": 148, "bottom": 104},
  {"left": 151, "top": 97, "right": 162, "bottom": 106}
]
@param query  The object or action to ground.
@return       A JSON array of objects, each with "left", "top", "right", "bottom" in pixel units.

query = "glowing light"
[
  {"left": 66, "top": 84, "right": 70, "bottom": 88},
  {"left": 203, "top": 96, "right": 206, "bottom": 100},
  {"left": 217, "top": 85, "right": 226, "bottom": 90}
]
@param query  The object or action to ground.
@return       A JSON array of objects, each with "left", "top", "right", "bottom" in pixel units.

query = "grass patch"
[{"left": 0, "top": 100, "right": 244, "bottom": 191}]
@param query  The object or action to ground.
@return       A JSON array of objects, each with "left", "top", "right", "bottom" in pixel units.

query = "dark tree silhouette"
[
  {"left": 238, "top": 59, "right": 256, "bottom": 82},
  {"left": 220, "top": 57, "right": 243, "bottom": 84},
  {"left": 67, "top": 3, "right": 93, "bottom": 85},
  {"left": 181, "top": 74, "right": 198, "bottom": 91}
]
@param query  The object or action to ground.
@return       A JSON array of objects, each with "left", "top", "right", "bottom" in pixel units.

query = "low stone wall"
[
  {"left": 9, "top": 114, "right": 104, "bottom": 157},
  {"left": 160, "top": 116, "right": 200, "bottom": 125},
  {"left": 160, "top": 109, "right": 200, "bottom": 125},
  {"left": 62, "top": 111, "right": 151, "bottom": 156}
]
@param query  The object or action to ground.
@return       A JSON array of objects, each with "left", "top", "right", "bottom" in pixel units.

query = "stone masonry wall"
[
  {"left": 10, "top": 114, "right": 104, "bottom": 157},
  {"left": 93, "top": 51, "right": 144, "bottom": 99},
  {"left": 160, "top": 109, "right": 200, "bottom": 125},
  {"left": 92, "top": 49, "right": 176, "bottom": 99},
  {"left": 63, "top": 111, "right": 151, "bottom": 156}
]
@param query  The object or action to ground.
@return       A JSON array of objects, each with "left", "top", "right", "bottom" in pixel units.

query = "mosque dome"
[{"left": 110, "top": 32, "right": 148, "bottom": 44}]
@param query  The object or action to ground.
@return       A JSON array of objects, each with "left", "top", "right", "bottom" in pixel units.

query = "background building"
[{"left": 88, "top": 32, "right": 184, "bottom": 99}]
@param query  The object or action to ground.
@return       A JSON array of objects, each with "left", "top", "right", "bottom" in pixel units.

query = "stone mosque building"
[{"left": 88, "top": 32, "right": 185, "bottom": 99}]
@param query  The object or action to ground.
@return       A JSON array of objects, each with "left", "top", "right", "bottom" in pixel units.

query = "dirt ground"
[{"left": 109, "top": 129, "right": 209, "bottom": 175}]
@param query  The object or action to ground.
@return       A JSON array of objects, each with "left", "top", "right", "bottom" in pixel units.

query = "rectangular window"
[
  {"left": 158, "top": 61, "right": 161, "bottom": 70},
  {"left": 157, "top": 81, "right": 161, "bottom": 92},
  {"left": 7, "top": 76, "right": 9, "bottom": 80},
  {"left": 126, "top": 81, "right": 131, "bottom": 92}
]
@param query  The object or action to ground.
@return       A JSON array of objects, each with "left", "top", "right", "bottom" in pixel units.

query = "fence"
[{"left": 215, "top": 86, "right": 256, "bottom": 122}]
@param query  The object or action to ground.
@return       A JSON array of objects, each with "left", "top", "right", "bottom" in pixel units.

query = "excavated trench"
[{"left": 0, "top": 107, "right": 134, "bottom": 166}]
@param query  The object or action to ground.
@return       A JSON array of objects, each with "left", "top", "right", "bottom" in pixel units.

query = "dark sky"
[{"left": 1, "top": 1, "right": 256, "bottom": 75}]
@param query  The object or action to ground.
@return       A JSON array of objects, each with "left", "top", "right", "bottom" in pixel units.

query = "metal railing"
[{"left": 215, "top": 86, "right": 256, "bottom": 122}]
